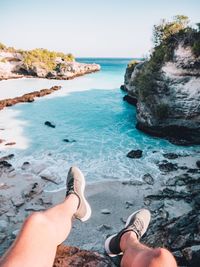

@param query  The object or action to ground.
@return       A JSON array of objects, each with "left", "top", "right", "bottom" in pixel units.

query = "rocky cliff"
[
  {"left": 0, "top": 47, "right": 100, "bottom": 80},
  {"left": 123, "top": 30, "right": 200, "bottom": 145}
]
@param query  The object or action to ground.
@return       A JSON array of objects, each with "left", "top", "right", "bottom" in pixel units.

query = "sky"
[{"left": 0, "top": 0, "right": 200, "bottom": 58}]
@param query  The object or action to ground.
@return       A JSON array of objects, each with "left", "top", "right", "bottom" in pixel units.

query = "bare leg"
[
  {"left": 0, "top": 194, "right": 79, "bottom": 267},
  {"left": 120, "top": 232, "right": 177, "bottom": 267}
]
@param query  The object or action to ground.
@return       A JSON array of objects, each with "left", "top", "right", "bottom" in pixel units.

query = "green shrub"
[
  {"left": 0, "top": 42, "right": 6, "bottom": 50},
  {"left": 192, "top": 40, "right": 200, "bottom": 57},
  {"left": 22, "top": 48, "right": 74, "bottom": 71},
  {"left": 0, "top": 58, "right": 6, "bottom": 63},
  {"left": 128, "top": 60, "right": 139, "bottom": 68}
]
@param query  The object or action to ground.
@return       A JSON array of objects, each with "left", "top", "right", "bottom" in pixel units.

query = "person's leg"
[
  {"left": 120, "top": 231, "right": 177, "bottom": 267},
  {"left": 0, "top": 194, "right": 79, "bottom": 267},
  {"left": 105, "top": 209, "right": 177, "bottom": 267},
  {"left": 0, "top": 166, "right": 91, "bottom": 267}
]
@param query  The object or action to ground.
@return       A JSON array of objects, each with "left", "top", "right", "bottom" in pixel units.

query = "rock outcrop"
[
  {"left": 122, "top": 34, "right": 200, "bottom": 145},
  {"left": 53, "top": 245, "right": 116, "bottom": 267},
  {"left": 0, "top": 86, "right": 61, "bottom": 110},
  {"left": 0, "top": 49, "right": 100, "bottom": 80}
]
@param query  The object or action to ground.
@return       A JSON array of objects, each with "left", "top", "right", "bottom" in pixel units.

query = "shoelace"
[
  {"left": 66, "top": 175, "right": 75, "bottom": 196},
  {"left": 130, "top": 218, "right": 144, "bottom": 239}
]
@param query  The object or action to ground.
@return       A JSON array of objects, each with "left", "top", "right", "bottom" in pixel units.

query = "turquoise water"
[{"left": 0, "top": 58, "right": 198, "bottom": 190}]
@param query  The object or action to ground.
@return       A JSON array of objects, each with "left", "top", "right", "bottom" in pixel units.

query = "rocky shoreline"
[
  {"left": 0, "top": 149, "right": 199, "bottom": 266},
  {"left": 0, "top": 50, "right": 100, "bottom": 81},
  {"left": 0, "top": 85, "right": 61, "bottom": 111}
]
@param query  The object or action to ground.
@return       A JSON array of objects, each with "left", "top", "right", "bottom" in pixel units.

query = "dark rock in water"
[
  {"left": 5, "top": 142, "right": 16, "bottom": 146},
  {"left": 142, "top": 173, "right": 154, "bottom": 185},
  {"left": 187, "top": 168, "right": 199, "bottom": 174},
  {"left": 163, "top": 153, "right": 179, "bottom": 160},
  {"left": 0, "top": 161, "right": 12, "bottom": 168},
  {"left": 123, "top": 94, "right": 137, "bottom": 106},
  {"left": 122, "top": 179, "right": 143, "bottom": 186},
  {"left": 21, "top": 161, "right": 30, "bottom": 170},
  {"left": 53, "top": 244, "right": 116, "bottom": 267},
  {"left": 44, "top": 121, "right": 56, "bottom": 128},
  {"left": 196, "top": 160, "right": 200, "bottom": 169},
  {"left": 63, "top": 139, "right": 76, "bottom": 143},
  {"left": 158, "top": 162, "right": 178, "bottom": 172},
  {"left": 127, "top": 149, "right": 143, "bottom": 159},
  {"left": 63, "top": 139, "right": 70, "bottom": 142},
  {"left": 120, "top": 85, "right": 126, "bottom": 91},
  {"left": 0, "top": 154, "right": 14, "bottom": 161}
]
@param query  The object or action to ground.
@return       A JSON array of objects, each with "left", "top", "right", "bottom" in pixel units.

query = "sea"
[{"left": 0, "top": 58, "right": 198, "bottom": 192}]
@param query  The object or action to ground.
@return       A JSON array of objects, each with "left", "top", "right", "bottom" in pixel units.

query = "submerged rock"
[
  {"left": 126, "top": 149, "right": 143, "bottom": 158},
  {"left": 142, "top": 173, "right": 154, "bottom": 185},
  {"left": 158, "top": 162, "right": 178, "bottom": 172},
  {"left": 0, "top": 154, "right": 14, "bottom": 161},
  {"left": 163, "top": 153, "right": 179, "bottom": 160},
  {"left": 44, "top": 121, "right": 56, "bottom": 128}
]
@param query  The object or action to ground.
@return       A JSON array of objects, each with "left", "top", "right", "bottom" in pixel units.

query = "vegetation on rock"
[
  {"left": 0, "top": 43, "right": 75, "bottom": 72},
  {"left": 132, "top": 15, "right": 200, "bottom": 116},
  {"left": 22, "top": 49, "right": 74, "bottom": 71}
]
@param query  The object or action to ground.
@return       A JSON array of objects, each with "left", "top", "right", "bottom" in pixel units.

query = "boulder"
[
  {"left": 142, "top": 173, "right": 154, "bottom": 185},
  {"left": 158, "top": 162, "right": 178, "bottom": 172},
  {"left": 196, "top": 160, "right": 200, "bottom": 169},
  {"left": 163, "top": 153, "right": 179, "bottom": 160},
  {"left": 53, "top": 245, "right": 116, "bottom": 267},
  {"left": 127, "top": 149, "right": 143, "bottom": 159}
]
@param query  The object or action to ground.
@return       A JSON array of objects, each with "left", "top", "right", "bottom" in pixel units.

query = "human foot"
[
  {"left": 66, "top": 166, "right": 92, "bottom": 221},
  {"left": 104, "top": 209, "right": 151, "bottom": 257}
]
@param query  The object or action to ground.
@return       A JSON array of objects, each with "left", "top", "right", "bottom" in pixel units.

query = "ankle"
[
  {"left": 65, "top": 193, "right": 79, "bottom": 213},
  {"left": 120, "top": 231, "right": 138, "bottom": 252}
]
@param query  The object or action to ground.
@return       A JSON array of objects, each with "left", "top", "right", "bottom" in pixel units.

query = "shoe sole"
[
  {"left": 104, "top": 210, "right": 139, "bottom": 257},
  {"left": 76, "top": 168, "right": 92, "bottom": 222}
]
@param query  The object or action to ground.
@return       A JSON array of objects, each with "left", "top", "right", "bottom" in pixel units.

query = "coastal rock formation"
[
  {"left": 0, "top": 86, "right": 61, "bottom": 110},
  {"left": 53, "top": 245, "right": 116, "bottom": 267},
  {"left": 123, "top": 33, "right": 200, "bottom": 145},
  {"left": 0, "top": 47, "right": 100, "bottom": 80}
]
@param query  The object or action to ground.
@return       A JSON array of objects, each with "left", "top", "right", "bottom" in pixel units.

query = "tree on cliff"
[{"left": 153, "top": 15, "right": 190, "bottom": 46}]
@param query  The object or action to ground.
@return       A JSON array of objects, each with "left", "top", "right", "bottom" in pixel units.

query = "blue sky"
[{"left": 0, "top": 0, "right": 199, "bottom": 57}]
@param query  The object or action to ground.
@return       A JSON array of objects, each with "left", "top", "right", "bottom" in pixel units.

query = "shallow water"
[{"left": 0, "top": 58, "right": 199, "bottom": 191}]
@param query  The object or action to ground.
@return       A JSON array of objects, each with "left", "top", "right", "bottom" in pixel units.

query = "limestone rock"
[
  {"left": 122, "top": 42, "right": 200, "bottom": 145},
  {"left": 53, "top": 245, "right": 116, "bottom": 267}
]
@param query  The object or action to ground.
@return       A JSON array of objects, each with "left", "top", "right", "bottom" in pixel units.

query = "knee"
[
  {"left": 150, "top": 248, "right": 177, "bottom": 267},
  {"left": 26, "top": 212, "right": 48, "bottom": 227}
]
